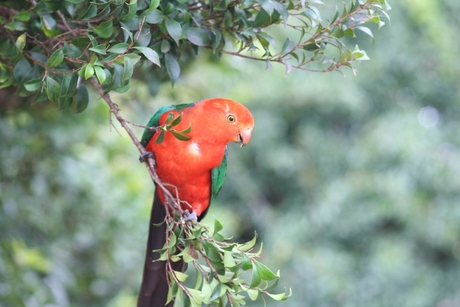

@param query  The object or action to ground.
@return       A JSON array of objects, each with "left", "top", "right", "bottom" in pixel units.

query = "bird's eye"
[{"left": 227, "top": 115, "right": 236, "bottom": 123}]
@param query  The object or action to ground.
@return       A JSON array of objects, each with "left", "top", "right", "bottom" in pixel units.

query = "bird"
[{"left": 137, "top": 98, "right": 254, "bottom": 307}]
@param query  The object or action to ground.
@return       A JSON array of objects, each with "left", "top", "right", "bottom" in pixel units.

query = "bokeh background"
[{"left": 2, "top": 1, "right": 460, "bottom": 306}]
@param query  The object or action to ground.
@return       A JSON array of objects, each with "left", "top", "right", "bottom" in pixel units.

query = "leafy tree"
[
  {"left": 0, "top": 0, "right": 391, "bottom": 306},
  {"left": 0, "top": 0, "right": 390, "bottom": 108}
]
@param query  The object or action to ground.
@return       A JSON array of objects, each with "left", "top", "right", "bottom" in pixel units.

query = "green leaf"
[
  {"left": 59, "top": 73, "right": 71, "bottom": 98},
  {"left": 125, "top": 53, "right": 141, "bottom": 64},
  {"left": 355, "top": 26, "right": 375, "bottom": 42},
  {"left": 42, "top": 0, "right": 63, "bottom": 11},
  {"left": 223, "top": 251, "right": 236, "bottom": 268},
  {"left": 213, "top": 218, "right": 223, "bottom": 235},
  {"left": 62, "top": 72, "right": 78, "bottom": 97},
  {"left": 185, "top": 28, "right": 210, "bottom": 46},
  {"left": 0, "top": 75, "right": 14, "bottom": 89},
  {"left": 170, "top": 254, "right": 181, "bottom": 262},
  {"left": 247, "top": 289, "right": 259, "bottom": 301},
  {"left": 331, "top": 28, "right": 344, "bottom": 38},
  {"left": 211, "top": 25, "right": 223, "bottom": 52},
  {"left": 239, "top": 233, "right": 257, "bottom": 251},
  {"left": 47, "top": 49, "right": 64, "bottom": 68},
  {"left": 94, "top": 66, "right": 107, "bottom": 84},
  {"left": 177, "top": 245, "right": 195, "bottom": 263},
  {"left": 166, "top": 283, "right": 174, "bottom": 305},
  {"left": 173, "top": 271, "right": 188, "bottom": 282},
  {"left": 169, "top": 113, "right": 182, "bottom": 127},
  {"left": 121, "top": 27, "right": 134, "bottom": 44},
  {"left": 176, "top": 123, "right": 191, "bottom": 135},
  {"left": 121, "top": 0, "right": 137, "bottom": 20},
  {"left": 24, "top": 79, "right": 42, "bottom": 92},
  {"left": 203, "top": 242, "right": 222, "bottom": 262},
  {"left": 65, "top": 0, "right": 85, "bottom": 4},
  {"left": 253, "top": 9, "right": 270, "bottom": 27},
  {"left": 201, "top": 279, "right": 213, "bottom": 302},
  {"left": 134, "top": 27, "right": 152, "bottom": 47},
  {"left": 249, "top": 262, "right": 262, "bottom": 287},
  {"left": 148, "top": 0, "right": 160, "bottom": 11},
  {"left": 5, "top": 21, "right": 27, "bottom": 31},
  {"left": 165, "top": 112, "right": 175, "bottom": 124},
  {"left": 89, "top": 44, "right": 107, "bottom": 55},
  {"left": 14, "top": 11, "right": 31, "bottom": 22},
  {"left": 263, "top": 271, "right": 281, "bottom": 291},
  {"left": 254, "top": 261, "right": 277, "bottom": 280},
  {"left": 165, "top": 53, "right": 180, "bottom": 85},
  {"left": 352, "top": 48, "right": 370, "bottom": 61},
  {"left": 266, "top": 288, "right": 292, "bottom": 301},
  {"left": 134, "top": 46, "right": 160, "bottom": 66},
  {"left": 217, "top": 273, "right": 233, "bottom": 283},
  {"left": 75, "top": 85, "right": 89, "bottom": 113},
  {"left": 161, "top": 39, "right": 171, "bottom": 53},
  {"left": 155, "top": 130, "right": 165, "bottom": 144},
  {"left": 303, "top": 40, "right": 319, "bottom": 51},
  {"left": 115, "top": 80, "right": 131, "bottom": 93},
  {"left": 15, "top": 33, "right": 27, "bottom": 53},
  {"left": 144, "top": 9, "right": 164, "bottom": 24},
  {"left": 281, "top": 37, "right": 295, "bottom": 56},
  {"left": 171, "top": 131, "right": 191, "bottom": 141},
  {"left": 45, "top": 76, "right": 60, "bottom": 102},
  {"left": 272, "top": 1, "right": 289, "bottom": 26},
  {"left": 58, "top": 96, "right": 73, "bottom": 110},
  {"left": 13, "top": 57, "right": 32, "bottom": 82},
  {"left": 257, "top": 0, "right": 273, "bottom": 15},
  {"left": 122, "top": 55, "right": 135, "bottom": 81},
  {"left": 84, "top": 64, "right": 94, "bottom": 80},
  {"left": 163, "top": 2, "right": 175, "bottom": 15},
  {"left": 257, "top": 33, "right": 276, "bottom": 49},
  {"left": 241, "top": 253, "right": 252, "bottom": 270},
  {"left": 78, "top": 3, "right": 97, "bottom": 20},
  {"left": 90, "top": 20, "right": 113, "bottom": 38},
  {"left": 93, "top": 3, "right": 111, "bottom": 19},
  {"left": 165, "top": 18, "right": 182, "bottom": 45},
  {"left": 167, "top": 231, "right": 177, "bottom": 249},
  {"left": 187, "top": 288, "right": 204, "bottom": 307},
  {"left": 344, "top": 28, "right": 355, "bottom": 37},
  {"left": 108, "top": 43, "right": 130, "bottom": 54}
]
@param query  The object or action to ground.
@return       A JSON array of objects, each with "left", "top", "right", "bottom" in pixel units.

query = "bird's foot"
[
  {"left": 181, "top": 210, "right": 198, "bottom": 223},
  {"left": 139, "top": 151, "right": 155, "bottom": 163}
]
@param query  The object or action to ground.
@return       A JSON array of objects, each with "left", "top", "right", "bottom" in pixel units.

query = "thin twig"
[
  {"left": 56, "top": 10, "right": 75, "bottom": 35},
  {"left": 125, "top": 119, "right": 157, "bottom": 131},
  {"left": 88, "top": 78, "right": 182, "bottom": 214}
]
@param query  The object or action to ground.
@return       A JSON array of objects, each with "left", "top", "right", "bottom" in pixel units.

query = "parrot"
[{"left": 137, "top": 98, "right": 254, "bottom": 307}]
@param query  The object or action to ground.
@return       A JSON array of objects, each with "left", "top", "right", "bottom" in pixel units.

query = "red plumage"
[{"left": 145, "top": 98, "right": 254, "bottom": 216}]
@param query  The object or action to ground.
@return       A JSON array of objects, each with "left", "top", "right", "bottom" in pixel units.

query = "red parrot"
[{"left": 137, "top": 98, "right": 254, "bottom": 307}]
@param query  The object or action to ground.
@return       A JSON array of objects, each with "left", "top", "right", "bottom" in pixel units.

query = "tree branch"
[{"left": 88, "top": 78, "right": 182, "bottom": 214}]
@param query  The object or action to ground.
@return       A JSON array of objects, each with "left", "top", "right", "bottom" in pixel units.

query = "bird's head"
[{"left": 200, "top": 98, "right": 254, "bottom": 147}]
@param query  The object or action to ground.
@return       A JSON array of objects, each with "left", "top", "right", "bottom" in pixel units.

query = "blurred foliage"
[
  {"left": 0, "top": 0, "right": 389, "bottom": 111},
  {"left": 2, "top": 0, "right": 460, "bottom": 307},
  {"left": 0, "top": 99, "right": 151, "bottom": 306}
]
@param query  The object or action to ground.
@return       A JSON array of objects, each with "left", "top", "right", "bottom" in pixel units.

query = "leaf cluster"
[
  {"left": 157, "top": 216, "right": 291, "bottom": 307},
  {"left": 155, "top": 112, "right": 192, "bottom": 143},
  {"left": 0, "top": 0, "right": 390, "bottom": 112}
]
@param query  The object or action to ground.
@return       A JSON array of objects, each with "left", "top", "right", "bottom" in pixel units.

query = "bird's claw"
[
  {"left": 181, "top": 210, "right": 198, "bottom": 223},
  {"left": 139, "top": 151, "right": 155, "bottom": 163}
]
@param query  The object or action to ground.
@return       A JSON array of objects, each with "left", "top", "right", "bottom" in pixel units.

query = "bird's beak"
[{"left": 236, "top": 127, "right": 253, "bottom": 148}]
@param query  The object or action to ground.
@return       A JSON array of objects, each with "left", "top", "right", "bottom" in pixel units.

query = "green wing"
[
  {"left": 211, "top": 146, "right": 228, "bottom": 204},
  {"left": 140, "top": 103, "right": 195, "bottom": 148}
]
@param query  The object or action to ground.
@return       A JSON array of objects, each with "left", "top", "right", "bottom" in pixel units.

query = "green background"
[{"left": 2, "top": 0, "right": 460, "bottom": 306}]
